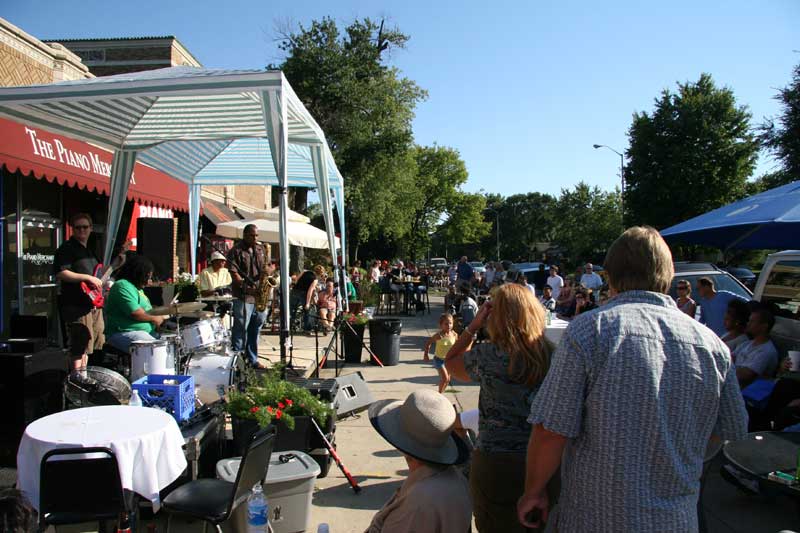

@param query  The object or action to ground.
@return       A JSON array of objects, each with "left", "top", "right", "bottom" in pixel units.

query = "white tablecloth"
[
  {"left": 545, "top": 318, "right": 570, "bottom": 346},
  {"left": 17, "top": 406, "right": 187, "bottom": 512}
]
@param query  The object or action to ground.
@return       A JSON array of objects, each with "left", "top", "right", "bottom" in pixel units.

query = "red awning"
[{"left": 0, "top": 117, "right": 189, "bottom": 212}]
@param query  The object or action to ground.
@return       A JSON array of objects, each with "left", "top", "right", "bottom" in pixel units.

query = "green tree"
[
  {"left": 555, "top": 182, "right": 623, "bottom": 265},
  {"left": 275, "top": 18, "right": 427, "bottom": 260},
  {"left": 760, "top": 62, "right": 800, "bottom": 184},
  {"left": 404, "top": 145, "right": 485, "bottom": 260},
  {"left": 437, "top": 192, "right": 490, "bottom": 255},
  {"left": 624, "top": 73, "right": 759, "bottom": 229}
]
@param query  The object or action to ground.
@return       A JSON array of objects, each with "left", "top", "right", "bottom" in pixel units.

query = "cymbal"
[
  {"left": 150, "top": 301, "right": 207, "bottom": 315},
  {"left": 200, "top": 295, "right": 234, "bottom": 302},
  {"left": 182, "top": 310, "right": 216, "bottom": 319}
]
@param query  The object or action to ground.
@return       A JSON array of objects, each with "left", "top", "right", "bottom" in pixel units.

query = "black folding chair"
[
  {"left": 161, "top": 425, "right": 277, "bottom": 533},
  {"left": 39, "top": 447, "right": 129, "bottom": 532}
]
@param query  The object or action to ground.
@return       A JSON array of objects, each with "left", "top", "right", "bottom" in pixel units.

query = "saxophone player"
[{"left": 227, "top": 224, "right": 269, "bottom": 369}]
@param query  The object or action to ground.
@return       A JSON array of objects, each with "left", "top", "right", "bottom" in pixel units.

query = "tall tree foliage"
[
  {"left": 275, "top": 18, "right": 427, "bottom": 258},
  {"left": 760, "top": 62, "right": 800, "bottom": 185},
  {"left": 479, "top": 192, "right": 558, "bottom": 261},
  {"left": 403, "top": 145, "right": 488, "bottom": 260},
  {"left": 624, "top": 74, "right": 759, "bottom": 229},
  {"left": 555, "top": 183, "right": 623, "bottom": 265}
]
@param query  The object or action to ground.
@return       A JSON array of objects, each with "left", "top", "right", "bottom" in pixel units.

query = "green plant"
[
  {"left": 359, "top": 278, "right": 380, "bottom": 307},
  {"left": 341, "top": 311, "right": 369, "bottom": 326},
  {"left": 225, "top": 366, "right": 332, "bottom": 430}
]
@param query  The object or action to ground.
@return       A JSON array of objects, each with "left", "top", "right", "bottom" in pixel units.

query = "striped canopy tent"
[{"left": 0, "top": 66, "right": 346, "bottom": 360}]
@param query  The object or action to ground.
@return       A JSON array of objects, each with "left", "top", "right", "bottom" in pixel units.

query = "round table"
[
  {"left": 17, "top": 406, "right": 188, "bottom": 511},
  {"left": 724, "top": 431, "right": 800, "bottom": 497},
  {"left": 544, "top": 317, "right": 570, "bottom": 345}
]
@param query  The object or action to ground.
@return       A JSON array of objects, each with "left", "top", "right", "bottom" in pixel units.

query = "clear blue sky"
[{"left": 4, "top": 0, "right": 798, "bottom": 196}]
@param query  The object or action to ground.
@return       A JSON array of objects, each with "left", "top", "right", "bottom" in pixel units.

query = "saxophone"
[{"left": 256, "top": 243, "right": 278, "bottom": 312}]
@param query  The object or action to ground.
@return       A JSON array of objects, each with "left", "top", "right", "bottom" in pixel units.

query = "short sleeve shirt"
[
  {"left": 197, "top": 266, "right": 232, "bottom": 293},
  {"left": 528, "top": 290, "right": 747, "bottom": 532},
  {"left": 462, "top": 343, "right": 542, "bottom": 453},
  {"left": 104, "top": 279, "right": 154, "bottom": 335},
  {"left": 53, "top": 237, "right": 100, "bottom": 312},
  {"left": 733, "top": 339, "right": 779, "bottom": 378},
  {"left": 546, "top": 275, "right": 564, "bottom": 299}
]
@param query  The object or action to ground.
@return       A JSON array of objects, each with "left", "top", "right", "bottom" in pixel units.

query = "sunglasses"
[{"left": 73, "top": 225, "right": 91, "bottom": 230}]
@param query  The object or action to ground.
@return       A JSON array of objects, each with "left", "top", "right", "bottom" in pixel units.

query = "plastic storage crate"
[{"left": 132, "top": 374, "right": 195, "bottom": 422}]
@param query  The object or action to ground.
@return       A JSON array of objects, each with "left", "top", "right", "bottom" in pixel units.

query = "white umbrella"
[
  {"left": 251, "top": 206, "right": 311, "bottom": 224},
  {"left": 215, "top": 218, "right": 339, "bottom": 249}
]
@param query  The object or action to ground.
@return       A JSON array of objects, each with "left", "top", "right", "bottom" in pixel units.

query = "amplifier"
[{"left": 289, "top": 377, "right": 339, "bottom": 406}]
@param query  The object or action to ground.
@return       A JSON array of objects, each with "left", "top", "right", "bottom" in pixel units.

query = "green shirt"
[{"left": 105, "top": 279, "right": 154, "bottom": 335}]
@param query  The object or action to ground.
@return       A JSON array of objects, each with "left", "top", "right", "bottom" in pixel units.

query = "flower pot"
[
  {"left": 349, "top": 301, "right": 364, "bottom": 314},
  {"left": 343, "top": 322, "right": 366, "bottom": 364}
]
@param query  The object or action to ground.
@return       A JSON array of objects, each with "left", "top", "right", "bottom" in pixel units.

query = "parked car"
[
  {"left": 669, "top": 262, "right": 752, "bottom": 301},
  {"left": 507, "top": 262, "right": 549, "bottom": 285},
  {"left": 724, "top": 266, "right": 757, "bottom": 290},
  {"left": 429, "top": 257, "right": 448, "bottom": 272},
  {"left": 752, "top": 250, "right": 800, "bottom": 358},
  {"left": 469, "top": 261, "right": 486, "bottom": 274}
]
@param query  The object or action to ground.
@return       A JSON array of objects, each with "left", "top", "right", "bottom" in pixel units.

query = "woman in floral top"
[{"left": 445, "top": 284, "right": 555, "bottom": 533}]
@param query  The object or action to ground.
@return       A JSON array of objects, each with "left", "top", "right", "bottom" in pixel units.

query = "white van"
[{"left": 753, "top": 250, "right": 800, "bottom": 356}]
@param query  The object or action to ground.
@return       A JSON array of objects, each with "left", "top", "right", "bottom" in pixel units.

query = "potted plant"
[
  {"left": 226, "top": 367, "right": 333, "bottom": 454},
  {"left": 341, "top": 311, "right": 369, "bottom": 363},
  {"left": 359, "top": 278, "right": 380, "bottom": 315}
]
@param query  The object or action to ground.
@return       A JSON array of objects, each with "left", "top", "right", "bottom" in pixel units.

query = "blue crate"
[{"left": 132, "top": 374, "right": 195, "bottom": 422}]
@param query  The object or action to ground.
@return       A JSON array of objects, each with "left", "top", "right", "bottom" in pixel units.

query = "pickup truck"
[{"left": 753, "top": 250, "right": 800, "bottom": 357}]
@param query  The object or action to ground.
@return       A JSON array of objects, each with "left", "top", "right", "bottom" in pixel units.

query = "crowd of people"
[{"left": 369, "top": 226, "right": 756, "bottom": 533}]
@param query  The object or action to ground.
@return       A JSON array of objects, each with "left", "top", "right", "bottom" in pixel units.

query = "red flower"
[
  {"left": 249, "top": 406, "right": 259, "bottom": 414},
  {"left": 266, "top": 406, "right": 274, "bottom": 414},
  {"left": 277, "top": 402, "right": 285, "bottom": 409},
  {"left": 285, "top": 399, "right": 293, "bottom": 407},
  {"left": 275, "top": 409, "right": 283, "bottom": 420}
]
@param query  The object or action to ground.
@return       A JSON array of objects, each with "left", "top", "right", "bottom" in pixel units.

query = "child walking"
[{"left": 423, "top": 313, "right": 458, "bottom": 394}]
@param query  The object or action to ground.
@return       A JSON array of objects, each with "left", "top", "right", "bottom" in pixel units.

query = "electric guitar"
[{"left": 80, "top": 240, "right": 131, "bottom": 308}]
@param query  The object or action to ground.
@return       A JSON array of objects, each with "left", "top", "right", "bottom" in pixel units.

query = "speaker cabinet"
[{"left": 136, "top": 218, "right": 176, "bottom": 281}]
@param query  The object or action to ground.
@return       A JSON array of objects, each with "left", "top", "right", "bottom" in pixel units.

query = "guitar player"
[{"left": 53, "top": 212, "right": 128, "bottom": 384}]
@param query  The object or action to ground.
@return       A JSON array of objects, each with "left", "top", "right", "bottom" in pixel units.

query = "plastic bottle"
[
  {"left": 129, "top": 390, "right": 142, "bottom": 407},
  {"left": 247, "top": 484, "right": 269, "bottom": 533}
]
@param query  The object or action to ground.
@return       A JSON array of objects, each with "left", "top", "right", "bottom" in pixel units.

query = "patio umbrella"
[
  {"left": 660, "top": 180, "right": 800, "bottom": 250},
  {"left": 251, "top": 206, "right": 311, "bottom": 223},
  {"left": 215, "top": 218, "right": 339, "bottom": 249}
]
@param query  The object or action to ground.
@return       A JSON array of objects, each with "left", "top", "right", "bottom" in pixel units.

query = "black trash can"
[
  {"left": 369, "top": 318, "right": 402, "bottom": 366},
  {"left": 343, "top": 323, "right": 366, "bottom": 364}
]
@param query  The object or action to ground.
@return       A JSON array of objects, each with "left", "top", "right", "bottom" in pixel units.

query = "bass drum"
[{"left": 186, "top": 351, "right": 245, "bottom": 405}]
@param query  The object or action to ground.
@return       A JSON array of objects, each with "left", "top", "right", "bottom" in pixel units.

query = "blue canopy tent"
[
  {"left": 660, "top": 180, "right": 800, "bottom": 250},
  {"left": 0, "top": 66, "right": 347, "bottom": 362}
]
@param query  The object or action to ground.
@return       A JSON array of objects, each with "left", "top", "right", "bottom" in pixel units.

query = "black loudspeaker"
[
  {"left": 137, "top": 218, "right": 175, "bottom": 281},
  {"left": 334, "top": 371, "right": 374, "bottom": 417}
]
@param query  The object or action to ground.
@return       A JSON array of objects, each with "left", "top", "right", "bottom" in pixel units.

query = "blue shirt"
[
  {"left": 528, "top": 291, "right": 747, "bottom": 532},
  {"left": 456, "top": 262, "right": 474, "bottom": 281},
  {"left": 696, "top": 290, "right": 748, "bottom": 337}
]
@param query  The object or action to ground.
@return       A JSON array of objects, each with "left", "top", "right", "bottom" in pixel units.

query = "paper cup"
[{"left": 789, "top": 351, "right": 800, "bottom": 372}]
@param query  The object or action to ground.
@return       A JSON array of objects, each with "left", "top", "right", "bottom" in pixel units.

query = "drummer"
[
  {"left": 105, "top": 256, "right": 169, "bottom": 352},
  {"left": 197, "top": 251, "right": 232, "bottom": 297}
]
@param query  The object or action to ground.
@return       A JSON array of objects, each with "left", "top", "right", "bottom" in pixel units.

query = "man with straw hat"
[
  {"left": 197, "top": 251, "right": 232, "bottom": 297},
  {"left": 366, "top": 389, "right": 472, "bottom": 533}
]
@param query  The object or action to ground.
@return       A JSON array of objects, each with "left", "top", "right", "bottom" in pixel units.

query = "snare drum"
[
  {"left": 129, "top": 339, "right": 171, "bottom": 382},
  {"left": 181, "top": 319, "right": 218, "bottom": 352},
  {"left": 186, "top": 351, "right": 244, "bottom": 405}
]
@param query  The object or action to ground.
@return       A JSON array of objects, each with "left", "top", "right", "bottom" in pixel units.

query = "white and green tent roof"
[{"left": 0, "top": 66, "right": 346, "bottom": 342}]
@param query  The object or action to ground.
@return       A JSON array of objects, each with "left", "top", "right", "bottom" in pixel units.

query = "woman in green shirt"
[{"left": 105, "top": 256, "right": 167, "bottom": 352}]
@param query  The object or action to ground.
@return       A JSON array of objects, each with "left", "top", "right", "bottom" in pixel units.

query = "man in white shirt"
[
  {"left": 580, "top": 263, "right": 604, "bottom": 298},
  {"left": 546, "top": 265, "right": 564, "bottom": 300},
  {"left": 734, "top": 305, "right": 780, "bottom": 388},
  {"left": 197, "top": 251, "right": 232, "bottom": 296},
  {"left": 484, "top": 262, "right": 496, "bottom": 287},
  {"left": 369, "top": 260, "right": 381, "bottom": 283}
]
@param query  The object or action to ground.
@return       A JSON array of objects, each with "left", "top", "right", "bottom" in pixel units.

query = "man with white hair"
[{"left": 579, "top": 262, "right": 603, "bottom": 296}]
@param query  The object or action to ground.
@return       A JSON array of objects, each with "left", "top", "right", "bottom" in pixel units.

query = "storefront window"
[{"left": 1, "top": 168, "right": 19, "bottom": 336}]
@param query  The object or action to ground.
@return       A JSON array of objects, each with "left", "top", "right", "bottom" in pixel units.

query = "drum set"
[{"left": 124, "top": 295, "right": 245, "bottom": 406}]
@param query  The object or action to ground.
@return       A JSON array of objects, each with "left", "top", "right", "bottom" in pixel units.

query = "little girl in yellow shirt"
[{"left": 423, "top": 313, "right": 457, "bottom": 393}]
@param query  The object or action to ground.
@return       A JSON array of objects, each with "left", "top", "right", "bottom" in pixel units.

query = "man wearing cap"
[
  {"left": 367, "top": 389, "right": 472, "bottom": 533},
  {"left": 197, "top": 251, "right": 232, "bottom": 297}
]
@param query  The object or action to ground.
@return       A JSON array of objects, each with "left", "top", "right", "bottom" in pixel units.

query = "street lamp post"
[
  {"left": 484, "top": 207, "right": 500, "bottom": 261},
  {"left": 593, "top": 144, "right": 625, "bottom": 217}
]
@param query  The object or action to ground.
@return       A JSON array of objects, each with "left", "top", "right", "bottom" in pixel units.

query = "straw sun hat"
[
  {"left": 369, "top": 389, "right": 470, "bottom": 466},
  {"left": 210, "top": 251, "right": 226, "bottom": 262}
]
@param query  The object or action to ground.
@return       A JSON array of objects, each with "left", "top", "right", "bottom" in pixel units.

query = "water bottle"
[
  {"left": 247, "top": 484, "right": 268, "bottom": 533},
  {"left": 129, "top": 389, "right": 142, "bottom": 407}
]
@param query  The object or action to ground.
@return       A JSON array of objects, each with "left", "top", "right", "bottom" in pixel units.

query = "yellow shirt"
[
  {"left": 434, "top": 332, "right": 456, "bottom": 360},
  {"left": 197, "top": 266, "right": 232, "bottom": 292}
]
